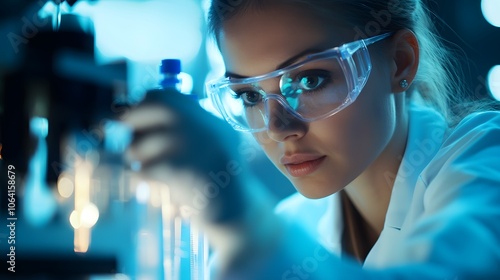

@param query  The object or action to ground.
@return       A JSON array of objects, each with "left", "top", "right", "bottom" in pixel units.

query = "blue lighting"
[
  {"left": 80, "top": 0, "right": 204, "bottom": 63},
  {"left": 24, "top": 117, "right": 57, "bottom": 227}
]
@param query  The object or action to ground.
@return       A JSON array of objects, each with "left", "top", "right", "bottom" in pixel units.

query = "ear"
[{"left": 389, "top": 29, "right": 419, "bottom": 93}]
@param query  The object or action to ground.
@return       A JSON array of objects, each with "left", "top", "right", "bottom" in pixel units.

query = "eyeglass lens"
[{"left": 222, "top": 56, "right": 350, "bottom": 130}]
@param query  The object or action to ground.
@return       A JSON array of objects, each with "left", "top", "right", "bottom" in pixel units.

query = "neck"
[{"left": 344, "top": 105, "right": 409, "bottom": 236}]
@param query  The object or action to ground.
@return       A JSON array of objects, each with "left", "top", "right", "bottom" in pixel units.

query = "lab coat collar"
[{"left": 383, "top": 102, "right": 448, "bottom": 230}]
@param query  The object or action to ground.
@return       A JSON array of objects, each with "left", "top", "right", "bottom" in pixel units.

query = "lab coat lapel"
[
  {"left": 365, "top": 103, "right": 448, "bottom": 266},
  {"left": 384, "top": 103, "right": 447, "bottom": 231}
]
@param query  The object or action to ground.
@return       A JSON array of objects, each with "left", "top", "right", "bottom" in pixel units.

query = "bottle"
[
  {"left": 159, "top": 58, "right": 199, "bottom": 103},
  {"left": 140, "top": 59, "right": 186, "bottom": 106},
  {"left": 159, "top": 59, "right": 182, "bottom": 91}
]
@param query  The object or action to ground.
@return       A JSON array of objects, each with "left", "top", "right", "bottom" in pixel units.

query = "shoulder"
[
  {"left": 440, "top": 110, "right": 500, "bottom": 164},
  {"left": 423, "top": 110, "right": 500, "bottom": 174},
  {"left": 419, "top": 110, "right": 500, "bottom": 208},
  {"left": 445, "top": 110, "right": 500, "bottom": 146}
]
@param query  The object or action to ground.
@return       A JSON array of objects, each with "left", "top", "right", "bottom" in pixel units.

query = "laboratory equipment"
[{"left": 0, "top": 1, "right": 211, "bottom": 279}]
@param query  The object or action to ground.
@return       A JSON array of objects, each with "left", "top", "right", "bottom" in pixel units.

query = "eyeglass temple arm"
[{"left": 362, "top": 32, "right": 393, "bottom": 46}]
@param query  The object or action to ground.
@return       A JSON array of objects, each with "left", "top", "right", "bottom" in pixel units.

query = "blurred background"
[{"left": 0, "top": 0, "right": 499, "bottom": 279}]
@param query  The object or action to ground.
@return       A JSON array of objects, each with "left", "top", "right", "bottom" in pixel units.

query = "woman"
[{"left": 124, "top": 0, "right": 500, "bottom": 278}]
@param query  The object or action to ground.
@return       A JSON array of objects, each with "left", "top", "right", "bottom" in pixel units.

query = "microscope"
[{"left": 1, "top": 1, "right": 207, "bottom": 278}]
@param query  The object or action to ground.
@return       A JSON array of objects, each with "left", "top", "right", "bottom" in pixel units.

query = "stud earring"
[{"left": 400, "top": 79, "right": 409, "bottom": 89}]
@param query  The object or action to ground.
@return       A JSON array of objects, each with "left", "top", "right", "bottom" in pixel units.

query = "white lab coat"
[{"left": 227, "top": 102, "right": 500, "bottom": 279}]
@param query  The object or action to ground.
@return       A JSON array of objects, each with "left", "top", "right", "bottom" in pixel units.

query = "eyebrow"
[{"left": 225, "top": 48, "right": 323, "bottom": 79}]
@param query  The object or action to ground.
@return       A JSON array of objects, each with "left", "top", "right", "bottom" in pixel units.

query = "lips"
[{"left": 281, "top": 154, "right": 326, "bottom": 177}]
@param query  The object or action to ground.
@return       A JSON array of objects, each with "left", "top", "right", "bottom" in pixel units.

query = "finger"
[
  {"left": 135, "top": 163, "right": 213, "bottom": 215},
  {"left": 121, "top": 104, "right": 177, "bottom": 131},
  {"left": 125, "top": 130, "right": 181, "bottom": 164},
  {"left": 131, "top": 125, "right": 179, "bottom": 146}
]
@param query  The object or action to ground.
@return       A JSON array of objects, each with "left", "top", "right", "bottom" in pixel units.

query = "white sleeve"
[{"left": 386, "top": 111, "right": 500, "bottom": 279}]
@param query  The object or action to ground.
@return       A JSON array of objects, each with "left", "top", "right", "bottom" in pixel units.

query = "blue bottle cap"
[{"left": 160, "top": 59, "right": 181, "bottom": 74}]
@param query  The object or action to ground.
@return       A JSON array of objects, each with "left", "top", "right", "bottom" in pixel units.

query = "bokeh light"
[
  {"left": 70, "top": 209, "right": 81, "bottom": 229},
  {"left": 81, "top": 203, "right": 99, "bottom": 228},
  {"left": 69, "top": 203, "right": 100, "bottom": 229},
  {"left": 57, "top": 174, "right": 74, "bottom": 198},
  {"left": 487, "top": 65, "right": 500, "bottom": 100},
  {"left": 481, "top": 0, "right": 500, "bottom": 27},
  {"left": 88, "top": 0, "right": 203, "bottom": 63},
  {"left": 136, "top": 181, "right": 150, "bottom": 204}
]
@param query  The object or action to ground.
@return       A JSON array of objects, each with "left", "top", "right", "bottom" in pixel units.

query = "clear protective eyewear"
[{"left": 206, "top": 33, "right": 392, "bottom": 132}]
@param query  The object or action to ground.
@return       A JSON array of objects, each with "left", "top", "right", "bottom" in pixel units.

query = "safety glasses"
[{"left": 206, "top": 33, "right": 392, "bottom": 132}]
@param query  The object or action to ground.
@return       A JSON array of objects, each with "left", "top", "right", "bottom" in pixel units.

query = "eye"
[
  {"left": 235, "top": 90, "right": 262, "bottom": 106},
  {"left": 296, "top": 70, "right": 330, "bottom": 92},
  {"left": 299, "top": 76, "right": 324, "bottom": 90}
]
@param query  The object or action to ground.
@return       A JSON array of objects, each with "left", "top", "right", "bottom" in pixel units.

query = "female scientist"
[{"left": 124, "top": 0, "right": 500, "bottom": 278}]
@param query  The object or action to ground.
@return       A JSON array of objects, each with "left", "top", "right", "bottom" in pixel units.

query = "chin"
[{"left": 292, "top": 180, "right": 341, "bottom": 199}]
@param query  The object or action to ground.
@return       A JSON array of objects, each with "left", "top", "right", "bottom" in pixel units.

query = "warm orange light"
[
  {"left": 57, "top": 173, "right": 74, "bottom": 198},
  {"left": 74, "top": 227, "right": 90, "bottom": 253},
  {"left": 71, "top": 159, "right": 98, "bottom": 253}
]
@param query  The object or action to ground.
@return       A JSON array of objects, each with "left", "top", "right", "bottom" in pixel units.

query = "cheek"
[
  {"left": 252, "top": 131, "right": 273, "bottom": 146},
  {"left": 252, "top": 131, "right": 281, "bottom": 165},
  {"left": 310, "top": 79, "right": 397, "bottom": 170},
  {"left": 302, "top": 94, "right": 396, "bottom": 196},
  {"left": 337, "top": 85, "right": 397, "bottom": 165},
  {"left": 248, "top": 84, "right": 398, "bottom": 198},
  {"left": 340, "top": 59, "right": 396, "bottom": 147}
]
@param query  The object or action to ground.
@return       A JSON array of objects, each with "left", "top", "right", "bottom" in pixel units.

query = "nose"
[{"left": 265, "top": 99, "right": 307, "bottom": 142}]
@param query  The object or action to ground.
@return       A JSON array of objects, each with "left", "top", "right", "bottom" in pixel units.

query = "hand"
[
  {"left": 122, "top": 90, "right": 282, "bottom": 274},
  {"left": 122, "top": 90, "right": 247, "bottom": 224}
]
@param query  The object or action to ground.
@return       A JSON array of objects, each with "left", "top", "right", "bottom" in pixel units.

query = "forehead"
[{"left": 218, "top": 3, "right": 354, "bottom": 77}]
